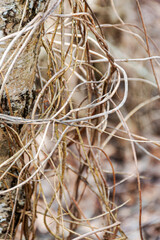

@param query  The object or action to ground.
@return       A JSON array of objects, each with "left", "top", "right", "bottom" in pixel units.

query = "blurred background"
[{"left": 30, "top": 0, "right": 160, "bottom": 239}]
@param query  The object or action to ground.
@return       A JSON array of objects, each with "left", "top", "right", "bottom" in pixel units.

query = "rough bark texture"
[{"left": 0, "top": 0, "right": 46, "bottom": 238}]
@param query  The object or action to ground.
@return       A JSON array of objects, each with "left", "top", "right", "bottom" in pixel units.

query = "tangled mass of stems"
[{"left": 0, "top": 0, "right": 160, "bottom": 239}]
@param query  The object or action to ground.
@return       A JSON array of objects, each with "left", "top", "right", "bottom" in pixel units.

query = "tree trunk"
[{"left": 0, "top": 1, "right": 46, "bottom": 238}]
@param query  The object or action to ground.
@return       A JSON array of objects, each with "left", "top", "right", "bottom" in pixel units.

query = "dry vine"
[{"left": 0, "top": 0, "right": 160, "bottom": 239}]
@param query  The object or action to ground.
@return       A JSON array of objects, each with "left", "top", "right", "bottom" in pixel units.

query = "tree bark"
[{"left": 0, "top": 1, "right": 46, "bottom": 238}]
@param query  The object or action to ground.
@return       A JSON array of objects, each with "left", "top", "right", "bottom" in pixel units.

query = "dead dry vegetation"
[{"left": 0, "top": 0, "right": 160, "bottom": 239}]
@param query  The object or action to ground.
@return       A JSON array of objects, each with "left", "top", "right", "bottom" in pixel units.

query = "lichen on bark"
[{"left": 0, "top": 0, "right": 46, "bottom": 238}]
